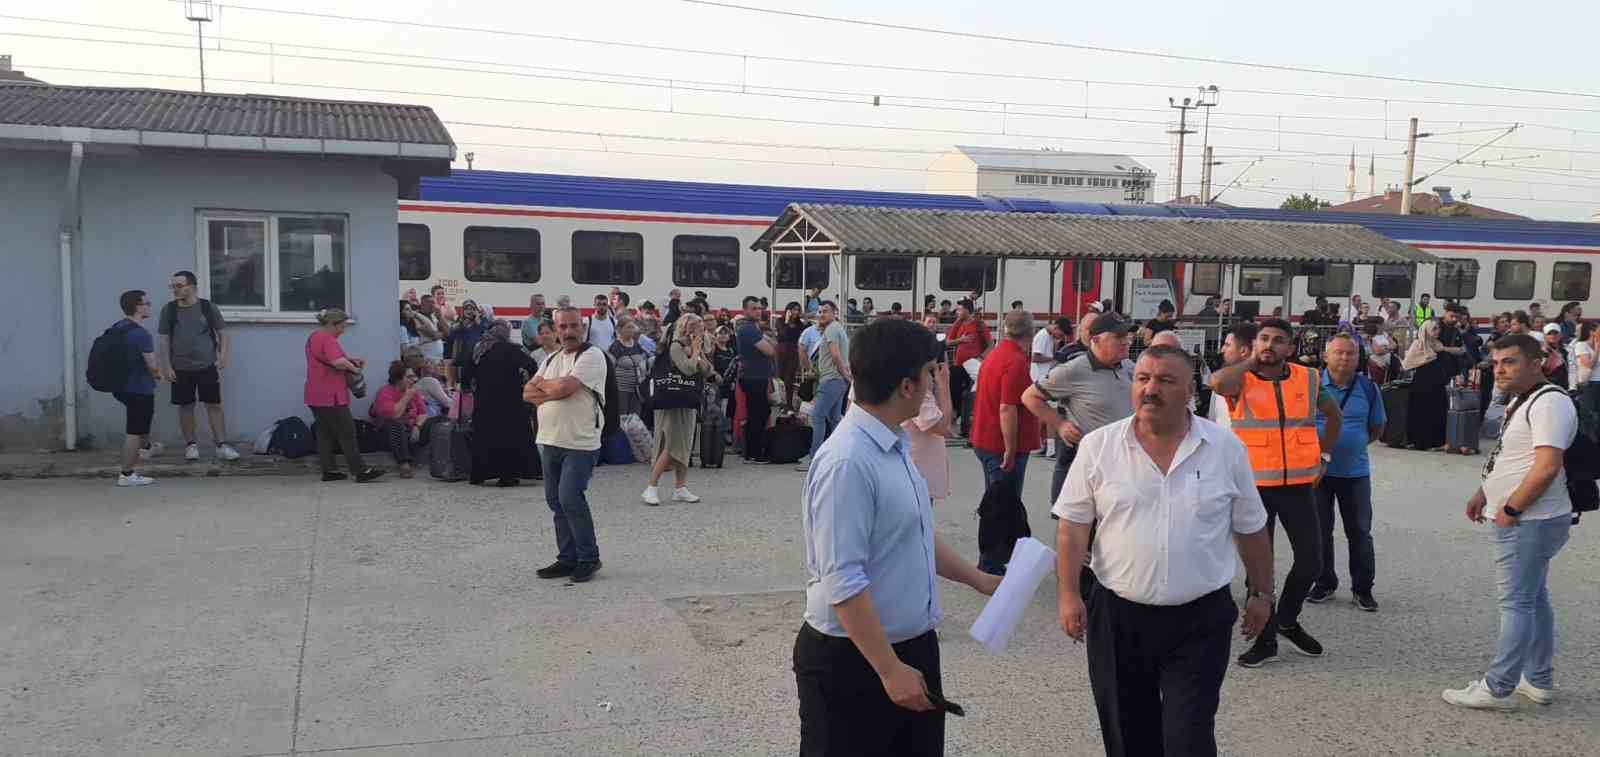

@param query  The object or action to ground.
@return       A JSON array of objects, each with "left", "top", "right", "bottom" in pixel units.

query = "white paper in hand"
[{"left": 968, "top": 537, "right": 1056, "bottom": 654}]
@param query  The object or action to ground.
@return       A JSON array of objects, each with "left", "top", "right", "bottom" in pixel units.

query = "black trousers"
[
  {"left": 1086, "top": 582, "right": 1237, "bottom": 757},
  {"left": 794, "top": 624, "right": 943, "bottom": 757},
  {"left": 309, "top": 405, "right": 366, "bottom": 474},
  {"left": 948, "top": 368, "right": 972, "bottom": 435},
  {"left": 1259, "top": 484, "right": 1323, "bottom": 642},
  {"left": 740, "top": 378, "right": 772, "bottom": 461}
]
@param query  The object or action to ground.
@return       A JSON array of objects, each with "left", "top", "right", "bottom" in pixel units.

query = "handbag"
[
  {"left": 345, "top": 370, "right": 368, "bottom": 399},
  {"left": 648, "top": 345, "right": 702, "bottom": 410}
]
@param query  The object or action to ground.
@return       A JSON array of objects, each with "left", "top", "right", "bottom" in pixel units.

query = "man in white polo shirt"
[
  {"left": 1055, "top": 345, "right": 1275, "bottom": 757},
  {"left": 1031, "top": 318, "right": 1070, "bottom": 457}
]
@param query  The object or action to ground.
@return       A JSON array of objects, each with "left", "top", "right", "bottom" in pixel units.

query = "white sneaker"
[
  {"left": 1516, "top": 675, "right": 1554, "bottom": 705},
  {"left": 183, "top": 443, "right": 200, "bottom": 461},
  {"left": 138, "top": 442, "right": 165, "bottom": 460},
  {"left": 216, "top": 444, "right": 241, "bottom": 461},
  {"left": 641, "top": 486, "right": 661, "bottom": 506},
  {"left": 1442, "top": 679, "right": 1517, "bottom": 711},
  {"left": 794, "top": 458, "right": 810, "bottom": 472},
  {"left": 116, "top": 472, "right": 155, "bottom": 487},
  {"left": 672, "top": 487, "right": 701, "bottom": 503}
]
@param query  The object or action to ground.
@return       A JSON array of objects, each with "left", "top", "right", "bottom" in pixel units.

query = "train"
[{"left": 397, "top": 170, "right": 1600, "bottom": 324}]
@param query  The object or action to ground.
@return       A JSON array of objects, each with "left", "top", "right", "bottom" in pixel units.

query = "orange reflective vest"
[{"left": 1229, "top": 362, "right": 1322, "bottom": 487}]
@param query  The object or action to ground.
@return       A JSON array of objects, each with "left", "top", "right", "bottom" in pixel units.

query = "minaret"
[
  {"left": 1368, "top": 152, "right": 1376, "bottom": 197},
  {"left": 1347, "top": 149, "right": 1357, "bottom": 202}
]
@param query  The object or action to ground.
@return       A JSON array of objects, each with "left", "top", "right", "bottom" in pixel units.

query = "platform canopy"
[{"left": 752, "top": 203, "right": 1437, "bottom": 265}]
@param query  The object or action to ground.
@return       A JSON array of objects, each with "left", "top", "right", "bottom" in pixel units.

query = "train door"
[{"left": 1058, "top": 261, "right": 1102, "bottom": 320}]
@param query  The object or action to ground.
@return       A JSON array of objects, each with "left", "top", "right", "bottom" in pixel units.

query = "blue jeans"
[
  {"left": 1484, "top": 515, "right": 1571, "bottom": 697},
  {"left": 808, "top": 378, "right": 848, "bottom": 459},
  {"left": 539, "top": 444, "right": 600, "bottom": 565},
  {"left": 1314, "top": 476, "right": 1375, "bottom": 593}
]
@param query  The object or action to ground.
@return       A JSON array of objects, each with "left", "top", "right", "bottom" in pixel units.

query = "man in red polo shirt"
[
  {"left": 971, "top": 310, "right": 1043, "bottom": 574},
  {"left": 947, "top": 298, "right": 991, "bottom": 437}
]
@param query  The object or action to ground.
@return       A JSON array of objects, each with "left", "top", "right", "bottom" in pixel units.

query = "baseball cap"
[
  {"left": 1543, "top": 323, "right": 1562, "bottom": 335},
  {"left": 1090, "top": 313, "right": 1135, "bottom": 336}
]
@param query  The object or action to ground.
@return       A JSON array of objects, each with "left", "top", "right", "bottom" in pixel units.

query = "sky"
[{"left": 6, "top": 0, "right": 1600, "bottom": 221}]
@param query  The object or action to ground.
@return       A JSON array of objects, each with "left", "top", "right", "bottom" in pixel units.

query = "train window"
[
  {"left": 1551, "top": 262, "right": 1591, "bottom": 301},
  {"left": 572, "top": 230, "right": 644, "bottom": 286},
  {"left": 767, "top": 255, "right": 830, "bottom": 289},
  {"left": 1190, "top": 264, "right": 1221, "bottom": 295},
  {"left": 1371, "top": 264, "right": 1413, "bottom": 298},
  {"left": 1238, "top": 265, "right": 1283, "bottom": 296},
  {"left": 1305, "top": 263, "right": 1353, "bottom": 297},
  {"left": 1073, "top": 261, "right": 1097, "bottom": 293},
  {"left": 855, "top": 256, "right": 915, "bottom": 291},
  {"left": 672, "top": 235, "right": 740, "bottom": 288},
  {"left": 464, "top": 226, "right": 541, "bottom": 283},
  {"left": 940, "top": 257, "right": 998, "bottom": 292},
  {"left": 1435, "top": 258, "right": 1479, "bottom": 300},
  {"left": 399, "top": 224, "right": 431, "bottom": 281},
  {"left": 1494, "top": 260, "right": 1536, "bottom": 301}
]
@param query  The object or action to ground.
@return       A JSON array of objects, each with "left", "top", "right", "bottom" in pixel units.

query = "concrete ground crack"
[{"left": 287, "top": 485, "right": 325, "bottom": 756}]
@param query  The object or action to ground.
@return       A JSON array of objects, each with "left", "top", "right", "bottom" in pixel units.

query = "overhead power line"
[{"left": 682, "top": 1, "right": 1600, "bottom": 101}]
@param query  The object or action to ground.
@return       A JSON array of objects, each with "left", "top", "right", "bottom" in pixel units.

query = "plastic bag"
[{"left": 621, "top": 413, "right": 653, "bottom": 462}]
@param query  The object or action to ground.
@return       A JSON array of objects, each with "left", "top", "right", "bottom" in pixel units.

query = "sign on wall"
[{"left": 1130, "top": 278, "right": 1175, "bottom": 320}]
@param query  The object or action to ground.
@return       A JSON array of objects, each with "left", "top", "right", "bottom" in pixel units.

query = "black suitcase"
[
  {"left": 698, "top": 415, "right": 727, "bottom": 468},
  {"left": 1380, "top": 381, "right": 1410, "bottom": 448},
  {"left": 1446, "top": 386, "right": 1482, "bottom": 454},
  {"left": 428, "top": 419, "right": 472, "bottom": 481},
  {"left": 767, "top": 417, "right": 812, "bottom": 465}
]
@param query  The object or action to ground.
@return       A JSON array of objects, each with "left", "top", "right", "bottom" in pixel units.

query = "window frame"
[
  {"left": 463, "top": 225, "right": 542, "bottom": 284},
  {"left": 1434, "top": 257, "right": 1479, "bottom": 300},
  {"left": 671, "top": 234, "right": 741, "bottom": 289},
  {"left": 1305, "top": 263, "right": 1354, "bottom": 298},
  {"left": 1238, "top": 265, "right": 1284, "bottom": 296},
  {"left": 1190, "top": 263, "right": 1222, "bottom": 295},
  {"left": 766, "top": 254, "right": 831, "bottom": 289},
  {"left": 398, "top": 223, "right": 432, "bottom": 282},
  {"left": 853, "top": 255, "right": 916, "bottom": 291},
  {"left": 939, "top": 257, "right": 998, "bottom": 293},
  {"left": 196, "top": 210, "right": 351, "bottom": 323},
  {"left": 1493, "top": 259, "right": 1537, "bottom": 301},
  {"left": 1551, "top": 261, "right": 1592, "bottom": 301},
  {"left": 571, "top": 230, "right": 645, "bottom": 286}
]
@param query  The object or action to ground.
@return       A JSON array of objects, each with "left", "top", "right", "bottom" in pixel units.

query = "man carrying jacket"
[{"left": 1210, "top": 318, "right": 1343, "bottom": 668}]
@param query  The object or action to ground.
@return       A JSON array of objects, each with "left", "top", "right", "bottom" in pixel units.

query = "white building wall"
[
  {"left": 924, "top": 153, "right": 978, "bottom": 196},
  {"left": 975, "top": 169, "right": 1132, "bottom": 204}
]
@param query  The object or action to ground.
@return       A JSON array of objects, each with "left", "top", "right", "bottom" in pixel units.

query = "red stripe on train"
[{"left": 398, "top": 203, "right": 771, "bottom": 227}]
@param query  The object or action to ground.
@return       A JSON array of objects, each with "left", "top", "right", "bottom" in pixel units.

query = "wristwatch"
[
  {"left": 1247, "top": 589, "right": 1276, "bottom": 605},
  {"left": 1319, "top": 452, "right": 1333, "bottom": 465}
]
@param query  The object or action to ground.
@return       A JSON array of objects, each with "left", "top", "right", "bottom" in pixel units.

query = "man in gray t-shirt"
[
  {"left": 1021, "top": 313, "right": 1137, "bottom": 505},
  {"left": 802, "top": 302, "right": 854, "bottom": 469},
  {"left": 158, "top": 270, "right": 238, "bottom": 461}
]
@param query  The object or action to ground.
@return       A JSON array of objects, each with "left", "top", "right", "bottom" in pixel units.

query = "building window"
[
  {"left": 672, "top": 235, "right": 740, "bottom": 288},
  {"left": 465, "top": 226, "right": 541, "bottom": 283},
  {"left": 1372, "top": 264, "right": 1414, "bottom": 298},
  {"left": 1015, "top": 174, "right": 1049, "bottom": 185},
  {"left": 399, "top": 223, "right": 431, "bottom": 281},
  {"left": 768, "top": 255, "right": 830, "bottom": 289},
  {"left": 1305, "top": 263, "right": 1353, "bottom": 297},
  {"left": 1494, "top": 260, "right": 1536, "bottom": 301},
  {"left": 855, "top": 256, "right": 915, "bottom": 290},
  {"left": 1238, "top": 265, "right": 1283, "bottom": 296},
  {"left": 1190, "top": 263, "right": 1221, "bottom": 295},
  {"left": 200, "top": 211, "right": 347, "bottom": 316},
  {"left": 1434, "top": 258, "right": 1479, "bottom": 300},
  {"left": 572, "top": 230, "right": 644, "bottom": 286},
  {"left": 940, "top": 257, "right": 998, "bottom": 292},
  {"left": 1552, "top": 262, "right": 1591, "bottom": 301}
]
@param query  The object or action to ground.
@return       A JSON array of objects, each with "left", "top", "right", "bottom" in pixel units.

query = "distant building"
[
  {"left": 1324, "top": 188, "right": 1526, "bottom": 219},
  {"left": 927, "top": 145, "right": 1154, "bottom": 204},
  {"left": 0, "top": 55, "right": 44, "bottom": 84}
]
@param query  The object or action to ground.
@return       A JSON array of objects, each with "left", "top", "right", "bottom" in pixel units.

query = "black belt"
[{"left": 800, "top": 622, "right": 934, "bottom": 647}]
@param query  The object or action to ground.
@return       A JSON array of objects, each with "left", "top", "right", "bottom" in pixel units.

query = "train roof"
[{"left": 416, "top": 170, "right": 1600, "bottom": 249}]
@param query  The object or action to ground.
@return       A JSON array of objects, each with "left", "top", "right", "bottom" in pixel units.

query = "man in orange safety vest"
[{"left": 1210, "top": 317, "right": 1343, "bottom": 670}]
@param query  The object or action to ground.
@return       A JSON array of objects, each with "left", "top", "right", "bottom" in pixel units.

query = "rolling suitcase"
[
  {"left": 1446, "top": 385, "right": 1482, "bottom": 454},
  {"left": 1380, "top": 381, "right": 1411, "bottom": 448},
  {"left": 698, "top": 415, "right": 727, "bottom": 468},
  {"left": 767, "top": 416, "right": 812, "bottom": 465},
  {"left": 428, "top": 418, "right": 472, "bottom": 481}
]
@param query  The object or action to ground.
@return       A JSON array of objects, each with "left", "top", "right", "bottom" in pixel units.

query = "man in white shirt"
[
  {"left": 1207, "top": 323, "right": 1257, "bottom": 431},
  {"left": 584, "top": 293, "right": 617, "bottom": 352},
  {"left": 1056, "top": 345, "right": 1275, "bottom": 757},
  {"left": 524, "top": 307, "right": 610, "bottom": 584},
  {"left": 1444, "top": 334, "right": 1578, "bottom": 711},
  {"left": 1031, "top": 318, "right": 1070, "bottom": 457}
]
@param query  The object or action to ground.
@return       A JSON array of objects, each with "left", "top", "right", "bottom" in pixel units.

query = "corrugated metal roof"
[
  {"left": 754, "top": 203, "right": 1439, "bottom": 265},
  {"left": 0, "top": 83, "right": 453, "bottom": 145},
  {"left": 950, "top": 145, "right": 1150, "bottom": 175}
]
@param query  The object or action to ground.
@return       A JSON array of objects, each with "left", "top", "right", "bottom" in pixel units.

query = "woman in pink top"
[
  {"left": 903, "top": 353, "right": 954, "bottom": 501},
  {"left": 371, "top": 360, "right": 428, "bottom": 478},
  {"left": 305, "top": 309, "right": 384, "bottom": 483}
]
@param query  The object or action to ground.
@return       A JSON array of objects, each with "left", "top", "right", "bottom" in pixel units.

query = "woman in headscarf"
[
  {"left": 1402, "top": 318, "right": 1453, "bottom": 451},
  {"left": 469, "top": 319, "right": 536, "bottom": 486}
]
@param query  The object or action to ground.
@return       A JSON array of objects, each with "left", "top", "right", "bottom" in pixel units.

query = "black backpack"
[
  {"left": 86, "top": 321, "right": 138, "bottom": 393},
  {"left": 576, "top": 343, "right": 621, "bottom": 437},
  {"left": 1508, "top": 385, "right": 1599, "bottom": 520},
  {"left": 268, "top": 417, "right": 314, "bottom": 459}
]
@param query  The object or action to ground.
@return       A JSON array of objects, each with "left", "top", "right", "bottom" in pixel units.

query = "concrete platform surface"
[{"left": 2, "top": 444, "right": 1597, "bottom": 756}]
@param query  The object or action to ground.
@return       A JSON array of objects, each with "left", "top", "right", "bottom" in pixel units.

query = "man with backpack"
[
  {"left": 523, "top": 307, "right": 609, "bottom": 584},
  {"left": 101, "top": 290, "right": 162, "bottom": 486},
  {"left": 158, "top": 271, "right": 240, "bottom": 462},
  {"left": 1307, "top": 334, "right": 1387, "bottom": 613},
  {"left": 1444, "top": 334, "right": 1581, "bottom": 711}
]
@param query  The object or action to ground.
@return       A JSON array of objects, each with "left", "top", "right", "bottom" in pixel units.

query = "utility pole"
[
  {"left": 183, "top": 1, "right": 214, "bottom": 93},
  {"left": 465, "top": 152, "right": 476, "bottom": 171},
  {"left": 1168, "top": 96, "right": 1199, "bottom": 202},
  {"left": 1199, "top": 146, "right": 1221, "bottom": 205}
]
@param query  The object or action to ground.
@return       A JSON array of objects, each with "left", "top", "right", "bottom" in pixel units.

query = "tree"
[{"left": 1280, "top": 193, "right": 1331, "bottom": 210}]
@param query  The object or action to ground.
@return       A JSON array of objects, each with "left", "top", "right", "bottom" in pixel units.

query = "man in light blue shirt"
[
  {"left": 1309, "top": 333, "right": 1387, "bottom": 612},
  {"left": 796, "top": 318, "right": 999, "bottom": 757}
]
